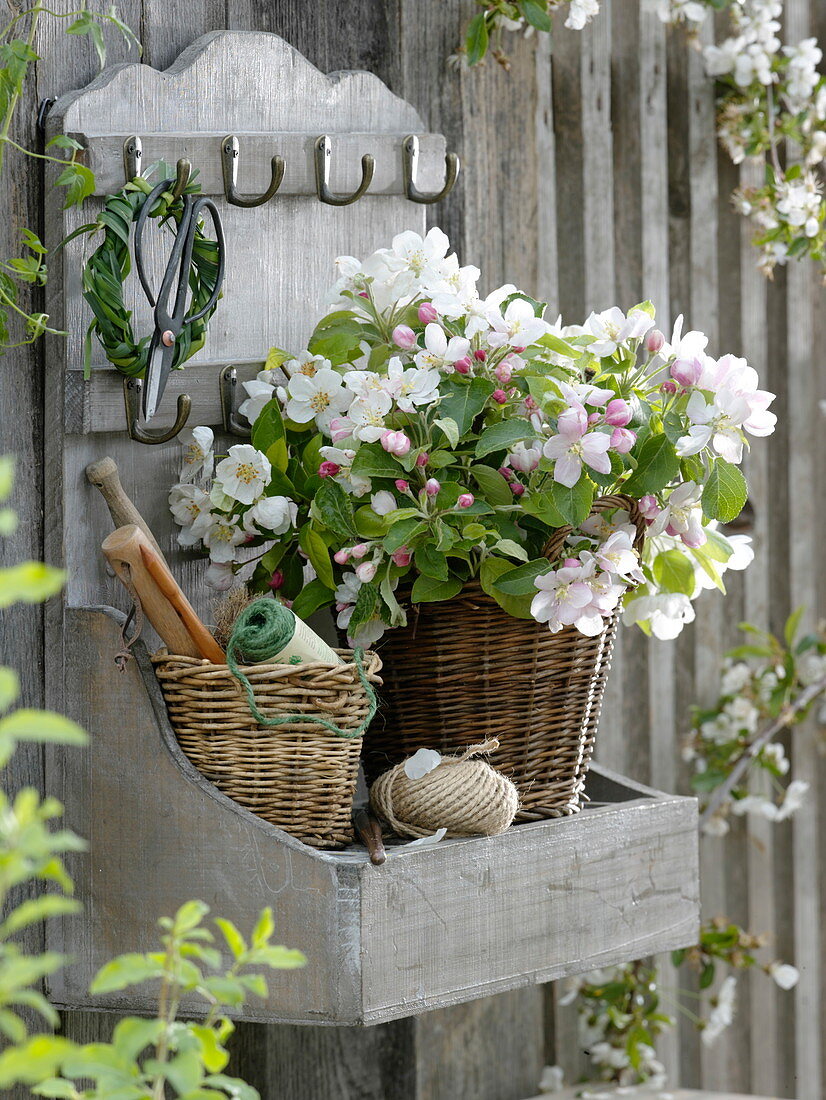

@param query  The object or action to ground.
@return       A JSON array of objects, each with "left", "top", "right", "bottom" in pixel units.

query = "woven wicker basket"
[
  {"left": 152, "top": 649, "right": 382, "bottom": 848},
  {"left": 363, "top": 495, "right": 644, "bottom": 821}
]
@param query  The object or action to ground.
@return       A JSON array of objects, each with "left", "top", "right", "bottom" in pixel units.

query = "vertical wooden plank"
[
  {"left": 141, "top": 0, "right": 226, "bottom": 71},
  {"left": 550, "top": 25, "right": 586, "bottom": 321},
  {"left": 534, "top": 34, "right": 558, "bottom": 311}
]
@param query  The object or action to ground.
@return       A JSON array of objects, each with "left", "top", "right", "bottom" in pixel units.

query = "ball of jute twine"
[{"left": 369, "top": 738, "right": 519, "bottom": 839}]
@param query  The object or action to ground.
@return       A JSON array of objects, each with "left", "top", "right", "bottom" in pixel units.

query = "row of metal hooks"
[
  {"left": 123, "top": 133, "right": 460, "bottom": 207},
  {"left": 123, "top": 366, "right": 264, "bottom": 444}
]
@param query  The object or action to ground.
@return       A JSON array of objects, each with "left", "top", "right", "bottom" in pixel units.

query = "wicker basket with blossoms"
[{"left": 170, "top": 227, "right": 775, "bottom": 649}]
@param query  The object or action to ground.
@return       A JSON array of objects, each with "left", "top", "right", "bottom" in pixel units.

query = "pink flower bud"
[
  {"left": 358, "top": 291, "right": 369, "bottom": 298},
  {"left": 282, "top": 599, "right": 294, "bottom": 610},
  {"left": 329, "top": 417, "right": 352, "bottom": 443},
  {"left": 498, "top": 466, "right": 515, "bottom": 482},
  {"left": 457, "top": 493, "right": 474, "bottom": 508},
  {"left": 351, "top": 543, "right": 369, "bottom": 560},
  {"left": 587, "top": 411, "right": 601, "bottom": 426},
  {"left": 355, "top": 560, "right": 377, "bottom": 583},
  {"left": 395, "top": 479, "right": 410, "bottom": 492},
  {"left": 646, "top": 329, "right": 665, "bottom": 354},
  {"left": 474, "top": 349, "right": 487, "bottom": 362},
  {"left": 418, "top": 302, "right": 438, "bottom": 324},
  {"left": 610, "top": 427, "right": 636, "bottom": 453},
  {"left": 416, "top": 452, "right": 429, "bottom": 467},
  {"left": 492, "top": 389, "right": 508, "bottom": 405},
  {"left": 510, "top": 482, "right": 525, "bottom": 497},
  {"left": 494, "top": 362, "right": 513, "bottom": 384},
  {"left": 381, "top": 429, "right": 411, "bottom": 456},
  {"left": 670, "top": 357, "right": 702, "bottom": 388},
  {"left": 605, "top": 398, "right": 632, "bottom": 426},
  {"left": 564, "top": 558, "right": 580, "bottom": 569},
  {"left": 269, "top": 570, "right": 284, "bottom": 590},
  {"left": 512, "top": 346, "right": 525, "bottom": 354},
  {"left": 524, "top": 395, "right": 538, "bottom": 410},
  {"left": 660, "top": 380, "right": 677, "bottom": 395},
  {"left": 392, "top": 324, "right": 417, "bottom": 349},
  {"left": 392, "top": 547, "right": 413, "bottom": 567},
  {"left": 333, "top": 549, "right": 350, "bottom": 565},
  {"left": 335, "top": 602, "right": 347, "bottom": 612},
  {"left": 454, "top": 356, "right": 472, "bottom": 375},
  {"left": 681, "top": 528, "right": 707, "bottom": 549},
  {"left": 425, "top": 478, "right": 441, "bottom": 497},
  {"left": 666, "top": 522, "right": 679, "bottom": 537},
  {"left": 318, "top": 460, "right": 341, "bottom": 478},
  {"left": 638, "top": 495, "right": 660, "bottom": 520}
]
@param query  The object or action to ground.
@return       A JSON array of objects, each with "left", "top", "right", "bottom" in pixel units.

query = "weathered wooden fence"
[{"left": 1, "top": 1, "right": 823, "bottom": 1097}]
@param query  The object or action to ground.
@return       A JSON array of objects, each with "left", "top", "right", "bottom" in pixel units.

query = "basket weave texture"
[
  {"left": 152, "top": 649, "right": 382, "bottom": 848},
  {"left": 363, "top": 495, "right": 644, "bottom": 821}
]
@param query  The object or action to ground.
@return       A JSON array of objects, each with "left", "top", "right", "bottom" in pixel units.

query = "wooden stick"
[
  {"left": 102, "top": 525, "right": 224, "bottom": 663},
  {"left": 86, "top": 456, "right": 167, "bottom": 562}
]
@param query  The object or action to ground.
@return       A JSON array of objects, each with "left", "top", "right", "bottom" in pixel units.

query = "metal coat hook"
[
  {"left": 314, "top": 135, "right": 374, "bottom": 206},
  {"left": 123, "top": 377, "right": 191, "bottom": 445},
  {"left": 402, "top": 135, "right": 460, "bottom": 204},
  {"left": 123, "top": 134, "right": 143, "bottom": 180},
  {"left": 221, "top": 135, "right": 285, "bottom": 208},
  {"left": 170, "top": 158, "right": 191, "bottom": 201},
  {"left": 219, "top": 365, "right": 252, "bottom": 437}
]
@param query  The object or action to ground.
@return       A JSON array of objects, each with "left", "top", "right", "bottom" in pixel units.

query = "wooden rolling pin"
[
  {"left": 86, "top": 456, "right": 166, "bottom": 563},
  {"left": 102, "top": 524, "right": 224, "bottom": 663}
]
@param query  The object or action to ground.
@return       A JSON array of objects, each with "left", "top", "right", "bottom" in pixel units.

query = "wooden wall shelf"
[{"left": 46, "top": 607, "right": 700, "bottom": 1026}]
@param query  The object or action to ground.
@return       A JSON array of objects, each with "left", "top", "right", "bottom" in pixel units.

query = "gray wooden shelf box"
[{"left": 42, "top": 31, "right": 700, "bottom": 1025}]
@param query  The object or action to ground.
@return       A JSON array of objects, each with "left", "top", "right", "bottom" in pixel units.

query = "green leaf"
[
  {"left": 0, "top": 562, "right": 65, "bottom": 608},
  {"left": 291, "top": 579, "right": 334, "bottom": 620},
  {"left": 521, "top": 490, "right": 566, "bottom": 527},
  {"left": 784, "top": 606, "right": 804, "bottom": 648},
  {"left": 0, "top": 666, "right": 20, "bottom": 711},
  {"left": 474, "top": 418, "right": 535, "bottom": 460},
  {"left": 622, "top": 435, "right": 680, "bottom": 496},
  {"left": 31, "top": 1082, "right": 78, "bottom": 1099},
  {"left": 298, "top": 524, "right": 334, "bottom": 589},
  {"left": 491, "top": 538, "right": 528, "bottom": 561},
  {"left": 90, "top": 953, "right": 164, "bottom": 994},
  {"left": 470, "top": 464, "right": 513, "bottom": 506},
  {"left": 491, "top": 557, "right": 552, "bottom": 595},
  {"left": 438, "top": 377, "right": 495, "bottom": 436},
  {"left": 465, "top": 12, "right": 489, "bottom": 65},
  {"left": 245, "top": 944, "right": 306, "bottom": 969},
  {"left": 0, "top": 895, "right": 81, "bottom": 939},
  {"left": 111, "top": 1016, "right": 164, "bottom": 1061},
  {"left": 433, "top": 417, "right": 460, "bottom": 449},
  {"left": 0, "top": 709, "right": 87, "bottom": 745},
  {"left": 700, "top": 962, "right": 716, "bottom": 990},
  {"left": 550, "top": 478, "right": 594, "bottom": 527},
  {"left": 348, "top": 582, "right": 378, "bottom": 633},
  {"left": 478, "top": 558, "right": 534, "bottom": 619},
  {"left": 350, "top": 443, "right": 403, "bottom": 480},
  {"left": 251, "top": 399, "right": 288, "bottom": 472},
  {"left": 653, "top": 549, "right": 696, "bottom": 596},
  {"left": 214, "top": 918, "right": 246, "bottom": 960},
  {"left": 313, "top": 480, "right": 358, "bottom": 541},
  {"left": 252, "top": 907, "right": 275, "bottom": 947},
  {"left": 536, "top": 332, "right": 578, "bottom": 359},
  {"left": 415, "top": 544, "right": 448, "bottom": 580},
  {"left": 191, "top": 1024, "right": 230, "bottom": 1073},
  {"left": 383, "top": 518, "right": 426, "bottom": 554},
  {"left": 174, "top": 899, "right": 210, "bottom": 933},
  {"left": 411, "top": 574, "right": 463, "bottom": 603},
  {"left": 701, "top": 459, "right": 748, "bottom": 523},
  {"left": 55, "top": 163, "right": 95, "bottom": 209},
  {"left": 520, "top": 0, "right": 552, "bottom": 32}
]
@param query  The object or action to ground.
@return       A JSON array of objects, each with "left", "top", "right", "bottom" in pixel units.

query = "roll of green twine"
[{"left": 226, "top": 599, "right": 377, "bottom": 739}]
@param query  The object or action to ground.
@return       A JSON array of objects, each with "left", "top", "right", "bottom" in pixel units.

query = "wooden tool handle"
[
  {"left": 86, "top": 456, "right": 167, "bottom": 562},
  {"left": 102, "top": 525, "right": 224, "bottom": 663}
]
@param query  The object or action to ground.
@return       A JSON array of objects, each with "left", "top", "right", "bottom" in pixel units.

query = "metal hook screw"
[
  {"left": 123, "top": 134, "right": 143, "bottom": 182},
  {"left": 314, "top": 135, "right": 374, "bottom": 206},
  {"left": 123, "top": 377, "right": 191, "bottom": 445},
  {"left": 221, "top": 134, "right": 285, "bottom": 208},
  {"left": 402, "top": 134, "right": 460, "bottom": 205}
]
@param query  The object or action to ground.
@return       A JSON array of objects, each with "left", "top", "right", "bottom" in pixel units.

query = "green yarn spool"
[{"left": 226, "top": 599, "right": 377, "bottom": 739}]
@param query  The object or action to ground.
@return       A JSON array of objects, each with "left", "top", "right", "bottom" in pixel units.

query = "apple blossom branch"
[{"left": 699, "top": 673, "right": 826, "bottom": 829}]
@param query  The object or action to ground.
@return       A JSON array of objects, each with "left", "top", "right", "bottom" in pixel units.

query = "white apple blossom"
[
  {"left": 370, "top": 490, "right": 397, "bottom": 516},
  {"left": 702, "top": 976, "right": 737, "bottom": 1046},
  {"left": 384, "top": 358, "right": 441, "bottom": 412},
  {"left": 768, "top": 961, "right": 800, "bottom": 990},
  {"left": 414, "top": 323, "right": 470, "bottom": 372},
  {"left": 201, "top": 514, "right": 247, "bottom": 563},
  {"left": 214, "top": 445, "right": 271, "bottom": 506},
  {"left": 348, "top": 390, "right": 393, "bottom": 443},
  {"left": 204, "top": 560, "right": 234, "bottom": 591},
  {"left": 168, "top": 484, "right": 212, "bottom": 546},
  {"left": 318, "top": 445, "right": 372, "bottom": 497},
  {"left": 285, "top": 368, "right": 351, "bottom": 434},
  {"left": 565, "top": 0, "right": 600, "bottom": 31},
  {"left": 623, "top": 591, "right": 697, "bottom": 640},
  {"left": 239, "top": 378, "right": 276, "bottom": 426},
  {"left": 178, "top": 425, "right": 214, "bottom": 482},
  {"left": 243, "top": 495, "right": 298, "bottom": 536},
  {"left": 375, "top": 227, "right": 453, "bottom": 298},
  {"left": 542, "top": 406, "right": 612, "bottom": 487},
  {"left": 506, "top": 441, "right": 542, "bottom": 473},
  {"left": 676, "top": 389, "right": 752, "bottom": 463},
  {"left": 649, "top": 481, "right": 707, "bottom": 548},
  {"left": 585, "top": 306, "right": 654, "bottom": 358},
  {"left": 486, "top": 296, "right": 550, "bottom": 349}
]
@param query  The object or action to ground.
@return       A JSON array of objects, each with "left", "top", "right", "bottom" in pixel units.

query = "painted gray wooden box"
[
  {"left": 42, "top": 31, "right": 699, "bottom": 1025},
  {"left": 49, "top": 606, "right": 699, "bottom": 1025}
]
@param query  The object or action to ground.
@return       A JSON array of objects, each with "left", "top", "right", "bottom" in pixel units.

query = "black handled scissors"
[{"left": 134, "top": 177, "right": 226, "bottom": 421}]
